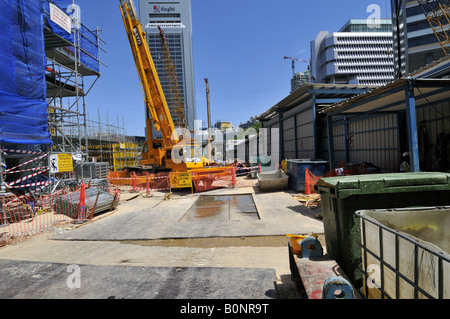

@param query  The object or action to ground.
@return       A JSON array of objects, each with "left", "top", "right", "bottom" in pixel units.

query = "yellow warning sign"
[
  {"left": 50, "top": 153, "right": 73, "bottom": 173},
  {"left": 169, "top": 172, "right": 192, "bottom": 188},
  {"left": 57, "top": 153, "right": 73, "bottom": 172}
]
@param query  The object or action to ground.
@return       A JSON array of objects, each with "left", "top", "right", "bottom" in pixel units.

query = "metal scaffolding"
[{"left": 45, "top": 21, "right": 105, "bottom": 159}]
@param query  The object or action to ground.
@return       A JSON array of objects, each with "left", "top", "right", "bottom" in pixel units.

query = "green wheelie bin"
[{"left": 315, "top": 172, "right": 450, "bottom": 288}]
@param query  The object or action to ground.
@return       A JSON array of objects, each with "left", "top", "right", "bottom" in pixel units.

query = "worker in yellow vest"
[{"left": 400, "top": 152, "right": 410, "bottom": 172}]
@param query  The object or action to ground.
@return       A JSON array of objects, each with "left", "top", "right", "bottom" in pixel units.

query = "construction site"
[{"left": 0, "top": 0, "right": 449, "bottom": 304}]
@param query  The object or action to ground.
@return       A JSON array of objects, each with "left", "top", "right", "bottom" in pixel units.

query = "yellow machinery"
[{"left": 119, "top": 0, "right": 207, "bottom": 172}]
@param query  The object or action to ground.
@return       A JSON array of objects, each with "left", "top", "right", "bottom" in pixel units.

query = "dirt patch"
[{"left": 120, "top": 234, "right": 325, "bottom": 249}]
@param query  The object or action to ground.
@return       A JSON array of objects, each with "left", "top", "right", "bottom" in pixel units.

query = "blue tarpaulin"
[
  {"left": 0, "top": 0, "right": 52, "bottom": 145},
  {"left": 80, "top": 24, "right": 100, "bottom": 73},
  {"left": 0, "top": 0, "right": 100, "bottom": 146},
  {"left": 42, "top": 0, "right": 100, "bottom": 73},
  {"left": 42, "top": 0, "right": 74, "bottom": 43}
]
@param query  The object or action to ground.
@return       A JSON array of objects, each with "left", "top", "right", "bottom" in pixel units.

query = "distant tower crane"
[{"left": 284, "top": 56, "right": 309, "bottom": 77}]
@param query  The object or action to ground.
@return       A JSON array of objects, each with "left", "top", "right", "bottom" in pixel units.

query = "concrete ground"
[{"left": 0, "top": 182, "right": 324, "bottom": 299}]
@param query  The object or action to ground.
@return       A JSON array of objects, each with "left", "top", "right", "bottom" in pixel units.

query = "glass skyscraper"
[{"left": 139, "top": 0, "right": 196, "bottom": 135}]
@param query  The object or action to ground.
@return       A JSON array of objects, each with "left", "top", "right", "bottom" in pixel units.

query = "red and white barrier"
[
  {"left": 0, "top": 149, "right": 46, "bottom": 156},
  {"left": 5, "top": 168, "right": 49, "bottom": 187},
  {"left": 233, "top": 163, "right": 262, "bottom": 176},
  {"left": 6, "top": 181, "right": 51, "bottom": 189},
  {"left": 107, "top": 175, "right": 168, "bottom": 180},
  {"left": 1, "top": 166, "right": 48, "bottom": 175},
  {"left": 111, "top": 184, "right": 171, "bottom": 192},
  {"left": 4, "top": 152, "right": 49, "bottom": 173}
]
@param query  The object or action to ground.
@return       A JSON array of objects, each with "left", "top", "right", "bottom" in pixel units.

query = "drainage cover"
[{"left": 181, "top": 195, "right": 259, "bottom": 222}]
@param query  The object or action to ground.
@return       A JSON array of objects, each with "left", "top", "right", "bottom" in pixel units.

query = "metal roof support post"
[
  {"left": 312, "top": 92, "right": 318, "bottom": 160},
  {"left": 294, "top": 115, "right": 298, "bottom": 159},
  {"left": 279, "top": 110, "right": 284, "bottom": 164},
  {"left": 405, "top": 79, "right": 420, "bottom": 172},
  {"left": 327, "top": 115, "right": 335, "bottom": 170},
  {"left": 343, "top": 116, "right": 350, "bottom": 164}
]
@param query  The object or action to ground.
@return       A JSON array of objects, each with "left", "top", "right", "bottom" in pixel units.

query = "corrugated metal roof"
[
  {"left": 257, "top": 83, "right": 373, "bottom": 121},
  {"left": 320, "top": 78, "right": 450, "bottom": 116}
]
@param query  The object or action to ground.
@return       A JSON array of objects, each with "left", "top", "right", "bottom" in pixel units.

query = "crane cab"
[{"left": 141, "top": 140, "right": 205, "bottom": 172}]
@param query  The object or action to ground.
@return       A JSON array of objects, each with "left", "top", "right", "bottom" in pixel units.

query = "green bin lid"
[{"left": 315, "top": 172, "right": 450, "bottom": 199}]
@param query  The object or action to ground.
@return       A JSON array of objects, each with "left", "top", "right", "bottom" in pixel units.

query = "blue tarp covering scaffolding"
[
  {"left": 42, "top": 0, "right": 74, "bottom": 43},
  {"left": 79, "top": 24, "right": 100, "bottom": 74},
  {"left": 42, "top": 0, "right": 100, "bottom": 73},
  {"left": 0, "top": 0, "right": 101, "bottom": 146},
  {"left": 0, "top": 0, "right": 51, "bottom": 145}
]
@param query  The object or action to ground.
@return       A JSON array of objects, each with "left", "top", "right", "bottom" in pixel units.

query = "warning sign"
[
  {"left": 50, "top": 153, "right": 74, "bottom": 173},
  {"left": 169, "top": 172, "right": 192, "bottom": 188},
  {"left": 49, "top": 3, "right": 72, "bottom": 34}
]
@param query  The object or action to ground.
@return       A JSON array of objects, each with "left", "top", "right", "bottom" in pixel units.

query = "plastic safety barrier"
[{"left": 0, "top": 183, "right": 120, "bottom": 246}]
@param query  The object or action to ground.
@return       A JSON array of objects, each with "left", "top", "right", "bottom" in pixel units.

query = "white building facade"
[{"left": 311, "top": 19, "right": 395, "bottom": 87}]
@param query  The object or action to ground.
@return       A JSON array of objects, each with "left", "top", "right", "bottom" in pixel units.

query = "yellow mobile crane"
[{"left": 119, "top": 0, "right": 206, "bottom": 173}]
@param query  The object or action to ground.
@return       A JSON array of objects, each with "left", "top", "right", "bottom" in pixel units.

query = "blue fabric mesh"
[
  {"left": 0, "top": 0, "right": 51, "bottom": 145},
  {"left": 42, "top": 1, "right": 100, "bottom": 73},
  {"left": 80, "top": 24, "right": 100, "bottom": 73},
  {"left": 0, "top": 0, "right": 100, "bottom": 145},
  {"left": 42, "top": 0, "right": 73, "bottom": 43}
]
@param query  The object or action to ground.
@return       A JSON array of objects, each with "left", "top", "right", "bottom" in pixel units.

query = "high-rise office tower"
[
  {"left": 311, "top": 19, "right": 395, "bottom": 87},
  {"left": 139, "top": 0, "right": 196, "bottom": 135},
  {"left": 290, "top": 69, "right": 310, "bottom": 93}
]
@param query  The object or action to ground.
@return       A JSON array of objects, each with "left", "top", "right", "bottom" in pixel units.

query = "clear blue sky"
[{"left": 74, "top": 0, "right": 391, "bottom": 137}]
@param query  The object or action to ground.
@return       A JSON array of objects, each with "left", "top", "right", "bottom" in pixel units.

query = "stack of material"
[
  {"left": 90, "top": 178, "right": 109, "bottom": 190},
  {"left": 75, "top": 163, "right": 109, "bottom": 180},
  {"left": 94, "top": 163, "right": 110, "bottom": 179},
  {"left": 0, "top": 202, "right": 34, "bottom": 224},
  {"left": 53, "top": 187, "right": 118, "bottom": 219},
  {"left": 292, "top": 193, "right": 321, "bottom": 207}
]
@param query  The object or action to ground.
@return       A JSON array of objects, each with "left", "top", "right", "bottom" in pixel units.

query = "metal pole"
[
  {"left": 205, "top": 78, "right": 212, "bottom": 158},
  {"left": 405, "top": 79, "right": 420, "bottom": 172},
  {"left": 278, "top": 111, "right": 284, "bottom": 164},
  {"left": 82, "top": 77, "right": 89, "bottom": 161},
  {"left": 327, "top": 115, "right": 335, "bottom": 169},
  {"left": 0, "top": 144, "right": 4, "bottom": 193}
]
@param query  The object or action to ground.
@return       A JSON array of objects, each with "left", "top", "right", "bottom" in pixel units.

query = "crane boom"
[
  {"left": 119, "top": 0, "right": 178, "bottom": 149},
  {"left": 284, "top": 56, "right": 309, "bottom": 76},
  {"left": 158, "top": 26, "right": 187, "bottom": 129},
  {"left": 119, "top": 0, "right": 210, "bottom": 173}
]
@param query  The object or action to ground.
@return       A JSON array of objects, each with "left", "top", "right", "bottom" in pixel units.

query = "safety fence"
[
  {"left": 0, "top": 149, "right": 51, "bottom": 193},
  {"left": 0, "top": 164, "right": 260, "bottom": 246},
  {"left": 305, "top": 168, "right": 322, "bottom": 195},
  {"left": 107, "top": 171, "right": 171, "bottom": 193},
  {"left": 191, "top": 166, "right": 235, "bottom": 192},
  {"left": 0, "top": 182, "right": 120, "bottom": 246},
  {"left": 304, "top": 161, "right": 378, "bottom": 195},
  {"left": 107, "top": 164, "right": 261, "bottom": 193}
]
